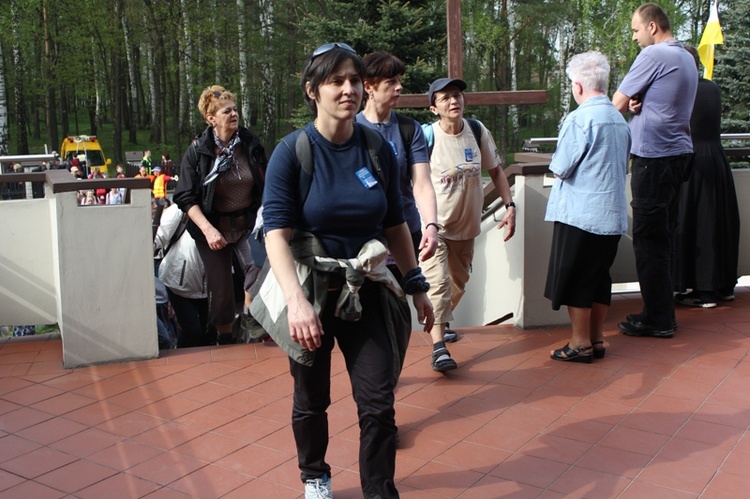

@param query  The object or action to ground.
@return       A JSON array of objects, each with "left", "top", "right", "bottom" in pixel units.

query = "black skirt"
[{"left": 545, "top": 222, "right": 621, "bottom": 310}]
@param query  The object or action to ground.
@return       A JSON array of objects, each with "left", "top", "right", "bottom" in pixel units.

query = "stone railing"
[
  {"left": 0, "top": 169, "right": 158, "bottom": 368},
  {"left": 448, "top": 156, "right": 750, "bottom": 329}
]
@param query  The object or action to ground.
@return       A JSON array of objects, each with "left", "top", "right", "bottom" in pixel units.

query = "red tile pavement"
[{"left": 1, "top": 289, "right": 749, "bottom": 497}]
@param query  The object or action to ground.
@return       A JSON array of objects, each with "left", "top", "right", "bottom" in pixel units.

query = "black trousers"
[
  {"left": 194, "top": 237, "right": 258, "bottom": 326},
  {"left": 289, "top": 280, "right": 399, "bottom": 498},
  {"left": 631, "top": 154, "right": 693, "bottom": 328},
  {"left": 167, "top": 289, "right": 215, "bottom": 347}
]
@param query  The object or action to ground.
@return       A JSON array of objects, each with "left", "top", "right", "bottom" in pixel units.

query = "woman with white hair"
[{"left": 545, "top": 51, "right": 632, "bottom": 363}]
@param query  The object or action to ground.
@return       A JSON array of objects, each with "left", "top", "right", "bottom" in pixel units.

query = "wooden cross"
[{"left": 396, "top": 0, "right": 547, "bottom": 109}]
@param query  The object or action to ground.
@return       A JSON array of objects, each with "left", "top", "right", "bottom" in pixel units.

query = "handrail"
[
  {"left": 481, "top": 162, "right": 551, "bottom": 221},
  {"left": 525, "top": 133, "right": 750, "bottom": 148},
  {"left": 0, "top": 153, "right": 58, "bottom": 165},
  {"left": 0, "top": 169, "right": 151, "bottom": 193}
]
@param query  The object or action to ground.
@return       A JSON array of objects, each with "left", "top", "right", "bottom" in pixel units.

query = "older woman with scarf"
[
  {"left": 256, "top": 43, "right": 433, "bottom": 498},
  {"left": 173, "top": 85, "right": 267, "bottom": 344}
]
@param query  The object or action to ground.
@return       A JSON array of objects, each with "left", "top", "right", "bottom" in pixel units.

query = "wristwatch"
[{"left": 505, "top": 201, "right": 516, "bottom": 209}]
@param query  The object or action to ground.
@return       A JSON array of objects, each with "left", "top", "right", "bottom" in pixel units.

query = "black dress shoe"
[
  {"left": 618, "top": 320, "right": 674, "bottom": 338},
  {"left": 625, "top": 314, "right": 678, "bottom": 330}
]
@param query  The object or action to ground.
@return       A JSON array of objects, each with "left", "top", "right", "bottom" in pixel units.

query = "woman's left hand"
[
  {"left": 412, "top": 292, "right": 434, "bottom": 332},
  {"left": 498, "top": 206, "right": 516, "bottom": 242}
]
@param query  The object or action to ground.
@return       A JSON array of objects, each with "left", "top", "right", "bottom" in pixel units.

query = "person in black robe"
[{"left": 674, "top": 46, "right": 740, "bottom": 308}]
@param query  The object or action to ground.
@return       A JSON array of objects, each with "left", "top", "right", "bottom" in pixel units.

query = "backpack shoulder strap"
[
  {"left": 359, "top": 124, "right": 386, "bottom": 185},
  {"left": 395, "top": 112, "right": 415, "bottom": 167},
  {"left": 294, "top": 129, "right": 312, "bottom": 176},
  {"left": 466, "top": 118, "right": 483, "bottom": 149},
  {"left": 278, "top": 129, "right": 313, "bottom": 206},
  {"left": 421, "top": 122, "right": 435, "bottom": 159}
]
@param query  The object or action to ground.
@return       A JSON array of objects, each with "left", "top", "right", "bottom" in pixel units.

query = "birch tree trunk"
[
  {"left": 237, "top": 0, "right": 251, "bottom": 127},
  {"left": 146, "top": 44, "right": 159, "bottom": 141},
  {"left": 12, "top": 1, "right": 29, "bottom": 154},
  {"left": 122, "top": 11, "right": 139, "bottom": 143},
  {"left": 91, "top": 36, "right": 102, "bottom": 135},
  {"left": 259, "top": 0, "right": 275, "bottom": 145},
  {"left": 0, "top": 43, "right": 8, "bottom": 156},
  {"left": 508, "top": 1, "right": 519, "bottom": 151},
  {"left": 42, "top": 0, "right": 58, "bottom": 151},
  {"left": 558, "top": 20, "right": 575, "bottom": 121},
  {"left": 111, "top": 0, "right": 125, "bottom": 167},
  {"left": 180, "top": 0, "right": 196, "bottom": 134},
  {"left": 213, "top": 0, "right": 222, "bottom": 83}
]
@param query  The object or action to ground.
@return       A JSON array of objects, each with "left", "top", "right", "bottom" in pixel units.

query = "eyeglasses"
[
  {"left": 212, "top": 91, "right": 222, "bottom": 98},
  {"left": 311, "top": 42, "right": 356, "bottom": 60}
]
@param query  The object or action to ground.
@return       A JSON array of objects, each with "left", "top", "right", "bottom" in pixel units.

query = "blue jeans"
[{"left": 630, "top": 154, "right": 693, "bottom": 328}]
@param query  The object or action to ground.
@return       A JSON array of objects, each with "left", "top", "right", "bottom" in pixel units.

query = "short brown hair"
[
  {"left": 197, "top": 85, "right": 237, "bottom": 125},
  {"left": 301, "top": 46, "right": 366, "bottom": 116},
  {"left": 362, "top": 52, "right": 405, "bottom": 102},
  {"left": 636, "top": 3, "right": 671, "bottom": 31}
]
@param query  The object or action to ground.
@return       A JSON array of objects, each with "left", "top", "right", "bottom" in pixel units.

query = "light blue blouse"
[{"left": 545, "top": 95, "right": 631, "bottom": 235}]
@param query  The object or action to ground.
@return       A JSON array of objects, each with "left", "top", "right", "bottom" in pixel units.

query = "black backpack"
[{"left": 395, "top": 112, "right": 416, "bottom": 171}]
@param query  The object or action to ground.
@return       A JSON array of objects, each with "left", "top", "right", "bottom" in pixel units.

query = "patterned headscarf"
[{"left": 203, "top": 129, "right": 241, "bottom": 185}]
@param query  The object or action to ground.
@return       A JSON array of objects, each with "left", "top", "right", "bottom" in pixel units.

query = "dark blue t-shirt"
[{"left": 263, "top": 123, "right": 404, "bottom": 259}]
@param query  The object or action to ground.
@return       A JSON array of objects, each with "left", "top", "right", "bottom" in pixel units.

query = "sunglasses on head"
[
  {"left": 311, "top": 42, "right": 356, "bottom": 60},
  {"left": 212, "top": 91, "right": 222, "bottom": 98}
]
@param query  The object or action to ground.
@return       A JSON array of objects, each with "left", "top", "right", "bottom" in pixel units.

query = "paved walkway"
[{"left": 1, "top": 290, "right": 749, "bottom": 498}]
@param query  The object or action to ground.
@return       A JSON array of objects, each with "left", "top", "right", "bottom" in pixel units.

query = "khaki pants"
[{"left": 421, "top": 236, "right": 474, "bottom": 324}]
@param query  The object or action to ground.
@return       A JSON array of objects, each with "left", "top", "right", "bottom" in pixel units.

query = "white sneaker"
[{"left": 305, "top": 475, "right": 332, "bottom": 499}]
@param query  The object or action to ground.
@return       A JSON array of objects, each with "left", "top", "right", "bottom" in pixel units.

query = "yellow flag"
[{"left": 697, "top": 1, "right": 724, "bottom": 80}]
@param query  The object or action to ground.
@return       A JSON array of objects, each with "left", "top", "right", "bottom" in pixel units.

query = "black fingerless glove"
[{"left": 400, "top": 266, "right": 430, "bottom": 295}]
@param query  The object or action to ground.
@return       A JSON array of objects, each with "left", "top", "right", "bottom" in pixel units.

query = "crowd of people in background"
[{"left": 51, "top": 149, "right": 179, "bottom": 206}]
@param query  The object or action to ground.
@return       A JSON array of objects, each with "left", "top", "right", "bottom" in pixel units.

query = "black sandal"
[
  {"left": 592, "top": 341, "right": 606, "bottom": 359},
  {"left": 551, "top": 343, "right": 593, "bottom": 364}
]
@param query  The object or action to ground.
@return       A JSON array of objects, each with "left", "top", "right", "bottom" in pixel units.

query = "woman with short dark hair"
[
  {"left": 259, "top": 43, "right": 433, "bottom": 498},
  {"left": 356, "top": 51, "right": 438, "bottom": 270}
]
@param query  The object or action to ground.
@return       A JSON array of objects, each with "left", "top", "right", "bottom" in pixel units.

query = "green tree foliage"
[
  {"left": 0, "top": 0, "right": 747, "bottom": 163},
  {"left": 297, "top": 0, "right": 445, "bottom": 124},
  {"left": 713, "top": 0, "right": 750, "bottom": 132}
]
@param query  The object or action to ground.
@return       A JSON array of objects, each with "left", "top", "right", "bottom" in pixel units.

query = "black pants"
[
  {"left": 631, "top": 154, "right": 693, "bottom": 328},
  {"left": 167, "top": 289, "right": 215, "bottom": 347},
  {"left": 289, "top": 280, "right": 399, "bottom": 498},
  {"left": 194, "top": 237, "right": 258, "bottom": 326}
]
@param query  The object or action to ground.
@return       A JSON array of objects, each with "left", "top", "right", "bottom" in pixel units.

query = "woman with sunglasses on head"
[
  {"left": 173, "top": 85, "right": 267, "bottom": 345},
  {"left": 259, "top": 43, "right": 433, "bottom": 498}
]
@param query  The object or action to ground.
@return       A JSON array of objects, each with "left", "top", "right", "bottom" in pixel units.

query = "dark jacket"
[
  {"left": 173, "top": 126, "right": 267, "bottom": 242},
  {"left": 250, "top": 230, "right": 411, "bottom": 383}
]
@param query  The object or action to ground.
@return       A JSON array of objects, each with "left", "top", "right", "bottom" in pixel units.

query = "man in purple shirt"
[{"left": 612, "top": 3, "right": 698, "bottom": 338}]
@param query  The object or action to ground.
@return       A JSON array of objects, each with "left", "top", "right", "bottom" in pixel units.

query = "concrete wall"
[
  {"left": 4, "top": 169, "right": 748, "bottom": 347},
  {"left": 53, "top": 188, "right": 158, "bottom": 368},
  {"left": 0, "top": 198, "right": 57, "bottom": 325},
  {"left": 448, "top": 168, "right": 750, "bottom": 330},
  {"left": 0, "top": 177, "right": 158, "bottom": 368}
]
